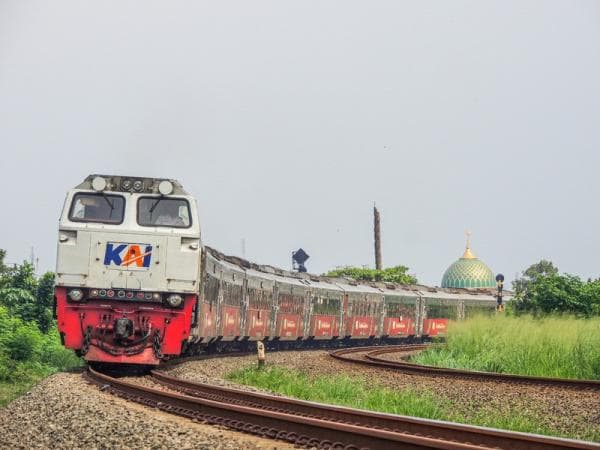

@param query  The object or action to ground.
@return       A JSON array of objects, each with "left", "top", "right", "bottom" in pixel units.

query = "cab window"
[
  {"left": 137, "top": 197, "right": 191, "bottom": 228},
  {"left": 69, "top": 193, "right": 125, "bottom": 224}
]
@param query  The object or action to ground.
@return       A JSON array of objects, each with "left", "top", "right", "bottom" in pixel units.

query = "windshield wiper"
[
  {"left": 149, "top": 197, "right": 162, "bottom": 215},
  {"left": 101, "top": 193, "right": 114, "bottom": 210}
]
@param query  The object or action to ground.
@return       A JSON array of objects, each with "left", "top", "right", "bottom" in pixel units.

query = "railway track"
[
  {"left": 85, "top": 366, "right": 599, "bottom": 449},
  {"left": 329, "top": 346, "right": 600, "bottom": 390}
]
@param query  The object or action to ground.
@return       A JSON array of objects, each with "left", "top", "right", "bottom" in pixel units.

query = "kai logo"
[{"left": 104, "top": 242, "right": 152, "bottom": 269}]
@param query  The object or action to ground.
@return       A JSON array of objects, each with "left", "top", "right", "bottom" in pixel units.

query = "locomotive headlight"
[
  {"left": 121, "top": 179, "right": 132, "bottom": 191},
  {"left": 158, "top": 180, "right": 173, "bottom": 195},
  {"left": 68, "top": 288, "right": 84, "bottom": 302},
  {"left": 91, "top": 176, "right": 107, "bottom": 192},
  {"left": 133, "top": 180, "right": 144, "bottom": 192},
  {"left": 166, "top": 294, "right": 183, "bottom": 308}
]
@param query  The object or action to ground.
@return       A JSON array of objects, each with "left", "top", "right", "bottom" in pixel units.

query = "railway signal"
[
  {"left": 496, "top": 273, "right": 505, "bottom": 312},
  {"left": 292, "top": 248, "right": 309, "bottom": 273}
]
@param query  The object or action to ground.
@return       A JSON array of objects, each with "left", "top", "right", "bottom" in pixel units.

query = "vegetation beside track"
[
  {"left": 0, "top": 306, "right": 82, "bottom": 407},
  {"left": 226, "top": 366, "right": 575, "bottom": 440},
  {"left": 511, "top": 260, "right": 600, "bottom": 316},
  {"left": 412, "top": 315, "right": 600, "bottom": 380},
  {"left": 0, "top": 252, "right": 82, "bottom": 407}
]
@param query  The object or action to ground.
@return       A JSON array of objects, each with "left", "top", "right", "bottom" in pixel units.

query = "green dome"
[{"left": 441, "top": 236, "right": 495, "bottom": 288}]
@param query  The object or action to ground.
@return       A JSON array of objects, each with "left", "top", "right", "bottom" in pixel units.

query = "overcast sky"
[{"left": 1, "top": 1, "right": 599, "bottom": 286}]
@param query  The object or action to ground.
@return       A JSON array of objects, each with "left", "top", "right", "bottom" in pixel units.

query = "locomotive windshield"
[
  {"left": 69, "top": 193, "right": 125, "bottom": 224},
  {"left": 137, "top": 197, "right": 191, "bottom": 228}
]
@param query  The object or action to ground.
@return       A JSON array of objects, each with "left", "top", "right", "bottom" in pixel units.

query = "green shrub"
[
  {"left": 0, "top": 355, "right": 11, "bottom": 381},
  {"left": 5, "top": 322, "right": 43, "bottom": 361},
  {"left": 0, "top": 256, "right": 83, "bottom": 406},
  {"left": 324, "top": 265, "right": 418, "bottom": 285},
  {"left": 0, "top": 306, "right": 81, "bottom": 385},
  {"left": 40, "top": 327, "right": 82, "bottom": 370}
]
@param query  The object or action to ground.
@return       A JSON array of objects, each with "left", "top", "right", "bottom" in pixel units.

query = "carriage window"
[
  {"left": 278, "top": 294, "right": 305, "bottom": 314},
  {"left": 312, "top": 296, "right": 341, "bottom": 315},
  {"left": 203, "top": 273, "right": 220, "bottom": 304},
  {"left": 426, "top": 300, "right": 458, "bottom": 320},
  {"left": 222, "top": 280, "right": 243, "bottom": 306},
  {"left": 351, "top": 297, "right": 378, "bottom": 317},
  {"left": 137, "top": 197, "right": 191, "bottom": 228},
  {"left": 385, "top": 297, "right": 417, "bottom": 318},
  {"left": 69, "top": 193, "right": 125, "bottom": 224},
  {"left": 248, "top": 287, "right": 272, "bottom": 310}
]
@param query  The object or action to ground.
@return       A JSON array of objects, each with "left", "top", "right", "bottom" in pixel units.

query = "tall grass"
[
  {"left": 413, "top": 315, "right": 600, "bottom": 379},
  {"left": 229, "top": 366, "right": 447, "bottom": 419},
  {"left": 227, "top": 366, "right": 564, "bottom": 438}
]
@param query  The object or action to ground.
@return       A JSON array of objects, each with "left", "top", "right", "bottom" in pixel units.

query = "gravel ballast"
[
  {"left": 1, "top": 349, "right": 598, "bottom": 447},
  {"left": 0, "top": 372, "right": 294, "bottom": 450}
]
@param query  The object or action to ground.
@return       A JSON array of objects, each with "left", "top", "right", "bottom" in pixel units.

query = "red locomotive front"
[{"left": 55, "top": 287, "right": 196, "bottom": 364}]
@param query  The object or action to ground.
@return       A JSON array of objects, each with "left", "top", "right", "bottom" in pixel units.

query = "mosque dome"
[{"left": 441, "top": 233, "right": 495, "bottom": 289}]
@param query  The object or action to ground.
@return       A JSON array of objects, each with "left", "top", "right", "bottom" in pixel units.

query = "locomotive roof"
[
  {"left": 204, "top": 246, "right": 509, "bottom": 300},
  {"left": 75, "top": 174, "right": 190, "bottom": 195}
]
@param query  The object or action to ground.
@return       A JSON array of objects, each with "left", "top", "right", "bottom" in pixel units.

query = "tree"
[
  {"left": 526, "top": 274, "right": 585, "bottom": 314},
  {"left": 0, "top": 249, "right": 7, "bottom": 275},
  {"left": 581, "top": 279, "right": 600, "bottom": 316},
  {"left": 35, "top": 272, "right": 56, "bottom": 332},
  {"left": 0, "top": 256, "right": 56, "bottom": 332},
  {"left": 512, "top": 259, "right": 558, "bottom": 295},
  {"left": 511, "top": 259, "right": 600, "bottom": 316},
  {"left": 324, "top": 265, "right": 418, "bottom": 285}
]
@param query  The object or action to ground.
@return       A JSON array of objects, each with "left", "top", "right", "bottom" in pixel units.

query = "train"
[{"left": 54, "top": 175, "right": 506, "bottom": 366}]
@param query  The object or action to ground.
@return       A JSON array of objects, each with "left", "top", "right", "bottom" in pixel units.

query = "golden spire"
[{"left": 462, "top": 230, "right": 476, "bottom": 259}]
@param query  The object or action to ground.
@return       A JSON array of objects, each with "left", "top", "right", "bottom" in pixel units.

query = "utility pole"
[{"left": 373, "top": 205, "right": 382, "bottom": 270}]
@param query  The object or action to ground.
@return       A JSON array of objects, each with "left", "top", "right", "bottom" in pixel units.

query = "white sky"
[{"left": 1, "top": 1, "right": 599, "bottom": 285}]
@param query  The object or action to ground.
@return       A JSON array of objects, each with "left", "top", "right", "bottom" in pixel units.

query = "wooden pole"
[
  {"left": 257, "top": 341, "right": 265, "bottom": 368},
  {"left": 374, "top": 206, "right": 382, "bottom": 270}
]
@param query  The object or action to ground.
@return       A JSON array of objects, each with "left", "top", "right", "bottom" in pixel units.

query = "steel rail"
[
  {"left": 329, "top": 346, "right": 600, "bottom": 390},
  {"left": 148, "top": 369, "right": 599, "bottom": 450},
  {"left": 86, "top": 365, "right": 600, "bottom": 449},
  {"left": 86, "top": 367, "right": 482, "bottom": 449}
]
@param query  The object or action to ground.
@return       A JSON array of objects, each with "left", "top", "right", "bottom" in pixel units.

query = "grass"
[
  {"left": 0, "top": 375, "right": 46, "bottom": 407},
  {"left": 412, "top": 315, "right": 600, "bottom": 380},
  {"left": 0, "top": 355, "right": 83, "bottom": 407},
  {"left": 227, "top": 366, "right": 563, "bottom": 438},
  {"left": 229, "top": 365, "right": 447, "bottom": 419}
]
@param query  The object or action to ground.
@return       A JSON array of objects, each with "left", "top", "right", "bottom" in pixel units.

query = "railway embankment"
[{"left": 1, "top": 348, "right": 598, "bottom": 448}]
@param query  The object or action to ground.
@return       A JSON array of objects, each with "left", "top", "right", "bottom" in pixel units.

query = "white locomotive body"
[{"left": 55, "top": 175, "right": 201, "bottom": 364}]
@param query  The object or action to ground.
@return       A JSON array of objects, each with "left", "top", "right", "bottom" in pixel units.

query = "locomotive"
[{"left": 55, "top": 175, "right": 504, "bottom": 366}]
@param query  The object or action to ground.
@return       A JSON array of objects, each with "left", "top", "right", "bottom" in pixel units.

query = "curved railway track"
[
  {"left": 85, "top": 366, "right": 599, "bottom": 450},
  {"left": 330, "top": 346, "right": 600, "bottom": 390}
]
